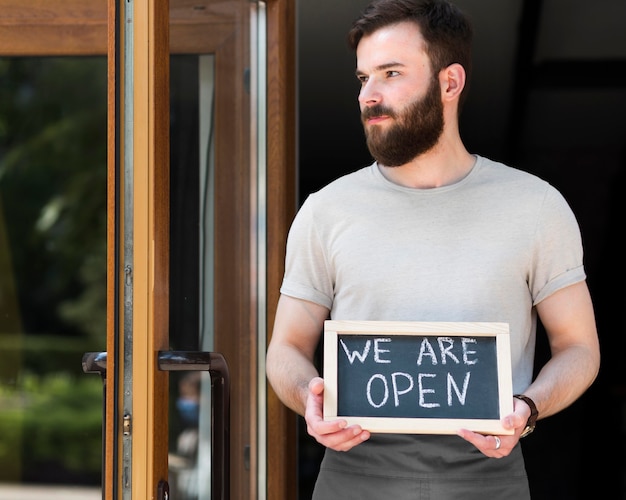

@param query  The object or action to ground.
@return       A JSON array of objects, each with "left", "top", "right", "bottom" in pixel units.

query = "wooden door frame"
[
  {"left": 116, "top": 0, "right": 171, "bottom": 498},
  {"left": 265, "top": 2, "right": 298, "bottom": 498},
  {"left": 0, "top": 0, "right": 298, "bottom": 498}
]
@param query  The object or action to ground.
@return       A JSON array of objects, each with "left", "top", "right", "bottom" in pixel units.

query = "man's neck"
[{"left": 378, "top": 140, "right": 475, "bottom": 189}]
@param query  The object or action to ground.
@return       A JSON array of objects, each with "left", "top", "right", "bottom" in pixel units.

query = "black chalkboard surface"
[{"left": 323, "top": 321, "right": 514, "bottom": 435}]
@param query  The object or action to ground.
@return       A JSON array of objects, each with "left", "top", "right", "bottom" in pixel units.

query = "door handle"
[
  {"left": 158, "top": 351, "right": 230, "bottom": 500},
  {"left": 81, "top": 352, "right": 108, "bottom": 500},
  {"left": 82, "top": 351, "right": 230, "bottom": 500}
]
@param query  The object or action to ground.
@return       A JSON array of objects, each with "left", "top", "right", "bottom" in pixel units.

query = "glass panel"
[
  {"left": 168, "top": 53, "right": 216, "bottom": 500},
  {"left": 0, "top": 57, "right": 106, "bottom": 498},
  {"left": 168, "top": 370, "right": 212, "bottom": 499},
  {"left": 167, "top": 1, "right": 265, "bottom": 497}
]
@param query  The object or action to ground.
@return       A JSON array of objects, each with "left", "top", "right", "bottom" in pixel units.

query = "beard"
[{"left": 362, "top": 77, "right": 444, "bottom": 167}]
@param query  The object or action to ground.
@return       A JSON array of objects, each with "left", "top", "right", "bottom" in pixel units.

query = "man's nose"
[{"left": 358, "top": 80, "right": 382, "bottom": 107}]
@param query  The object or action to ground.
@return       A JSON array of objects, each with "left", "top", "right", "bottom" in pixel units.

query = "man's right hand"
[{"left": 304, "top": 376, "right": 371, "bottom": 452}]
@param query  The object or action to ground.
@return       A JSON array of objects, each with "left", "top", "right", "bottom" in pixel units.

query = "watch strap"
[{"left": 513, "top": 394, "right": 538, "bottom": 437}]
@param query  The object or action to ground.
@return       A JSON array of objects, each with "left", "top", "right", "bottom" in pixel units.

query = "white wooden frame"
[{"left": 323, "top": 320, "right": 514, "bottom": 435}]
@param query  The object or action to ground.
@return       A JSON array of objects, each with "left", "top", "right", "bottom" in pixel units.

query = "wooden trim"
[
  {"left": 0, "top": 0, "right": 107, "bottom": 55},
  {"left": 266, "top": 0, "right": 298, "bottom": 499},
  {"left": 323, "top": 321, "right": 514, "bottom": 435},
  {"left": 0, "top": 0, "right": 245, "bottom": 56},
  {"left": 105, "top": 0, "right": 118, "bottom": 497},
  {"left": 150, "top": 0, "right": 172, "bottom": 494},
  {"left": 130, "top": 0, "right": 170, "bottom": 498},
  {"left": 211, "top": 5, "right": 254, "bottom": 496}
]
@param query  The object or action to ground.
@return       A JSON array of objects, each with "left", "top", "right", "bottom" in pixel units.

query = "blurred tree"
[{"left": 0, "top": 57, "right": 107, "bottom": 343}]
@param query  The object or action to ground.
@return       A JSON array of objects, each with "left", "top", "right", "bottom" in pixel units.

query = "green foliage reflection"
[
  {"left": 0, "top": 57, "right": 107, "bottom": 341},
  {"left": 0, "top": 57, "right": 106, "bottom": 485}
]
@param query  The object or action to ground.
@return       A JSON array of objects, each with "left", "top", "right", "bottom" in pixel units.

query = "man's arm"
[
  {"left": 523, "top": 279, "right": 600, "bottom": 419},
  {"left": 266, "top": 294, "right": 329, "bottom": 415},
  {"left": 458, "top": 280, "right": 600, "bottom": 457},
  {"left": 266, "top": 294, "right": 371, "bottom": 451}
]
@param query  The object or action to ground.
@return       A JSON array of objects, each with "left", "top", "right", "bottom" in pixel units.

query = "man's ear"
[{"left": 440, "top": 63, "right": 466, "bottom": 102}]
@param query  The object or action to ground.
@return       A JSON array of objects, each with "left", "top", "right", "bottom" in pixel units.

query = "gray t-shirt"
[{"left": 281, "top": 155, "right": 586, "bottom": 392}]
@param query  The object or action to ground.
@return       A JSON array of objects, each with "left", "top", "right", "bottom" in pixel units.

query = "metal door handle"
[
  {"left": 158, "top": 351, "right": 230, "bottom": 500},
  {"left": 82, "top": 351, "right": 230, "bottom": 500},
  {"left": 81, "top": 352, "right": 108, "bottom": 500}
]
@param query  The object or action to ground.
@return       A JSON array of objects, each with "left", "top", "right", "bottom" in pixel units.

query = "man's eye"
[
  {"left": 357, "top": 75, "right": 368, "bottom": 83},
  {"left": 387, "top": 70, "right": 400, "bottom": 78}
]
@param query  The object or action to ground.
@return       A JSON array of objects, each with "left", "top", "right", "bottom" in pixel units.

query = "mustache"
[{"left": 361, "top": 105, "right": 396, "bottom": 121}]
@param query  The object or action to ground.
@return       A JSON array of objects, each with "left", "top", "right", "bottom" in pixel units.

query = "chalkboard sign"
[{"left": 323, "top": 321, "right": 514, "bottom": 435}]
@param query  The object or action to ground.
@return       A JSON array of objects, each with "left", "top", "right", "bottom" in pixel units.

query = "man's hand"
[
  {"left": 457, "top": 398, "right": 528, "bottom": 457},
  {"left": 305, "top": 377, "right": 370, "bottom": 452}
]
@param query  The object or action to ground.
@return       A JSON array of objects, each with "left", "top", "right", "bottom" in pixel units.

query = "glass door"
[
  {"left": 0, "top": 2, "right": 108, "bottom": 497},
  {"left": 106, "top": 0, "right": 266, "bottom": 498},
  {"left": 0, "top": 55, "right": 106, "bottom": 500},
  {"left": 1, "top": 0, "right": 298, "bottom": 497}
]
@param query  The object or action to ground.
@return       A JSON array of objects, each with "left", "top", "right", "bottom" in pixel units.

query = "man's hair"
[{"left": 347, "top": 0, "right": 473, "bottom": 108}]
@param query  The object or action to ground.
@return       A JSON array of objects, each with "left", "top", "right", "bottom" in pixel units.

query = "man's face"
[
  {"left": 356, "top": 21, "right": 445, "bottom": 166},
  {"left": 362, "top": 76, "right": 444, "bottom": 167}
]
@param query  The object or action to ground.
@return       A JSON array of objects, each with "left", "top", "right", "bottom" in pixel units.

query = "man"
[{"left": 266, "top": 0, "right": 600, "bottom": 498}]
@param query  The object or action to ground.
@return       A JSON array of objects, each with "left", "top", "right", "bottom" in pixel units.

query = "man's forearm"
[{"left": 267, "top": 344, "right": 319, "bottom": 416}]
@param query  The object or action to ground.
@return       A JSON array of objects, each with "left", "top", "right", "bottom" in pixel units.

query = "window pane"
[{"left": 0, "top": 57, "right": 105, "bottom": 498}]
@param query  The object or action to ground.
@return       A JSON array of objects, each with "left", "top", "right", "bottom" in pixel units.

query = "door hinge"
[{"left": 123, "top": 413, "right": 132, "bottom": 436}]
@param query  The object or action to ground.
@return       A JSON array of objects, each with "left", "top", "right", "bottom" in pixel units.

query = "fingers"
[
  {"left": 308, "top": 421, "right": 370, "bottom": 452},
  {"left": 501, "top": 405, "right": 532, "bottom": 439},
  {"left": 305, "top": 377, "right": 370, "bottom": 451},
  {"left": 306, "top": 402, "right": 370, "bottom": 451},
  {"left": 457, "top": 429, "right": 513, "bottom": 458},
  {"left": 308, "top": 376, "right": 325, "bottom": 394}
]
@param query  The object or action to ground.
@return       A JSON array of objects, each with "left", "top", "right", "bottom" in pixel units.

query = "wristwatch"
[{"left": 513, "top": 394, "right": 538, "bottom": 437}]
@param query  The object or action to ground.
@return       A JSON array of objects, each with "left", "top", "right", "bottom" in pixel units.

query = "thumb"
[{"left": 308, "top": 376, "right": 325, "bottom": 395}]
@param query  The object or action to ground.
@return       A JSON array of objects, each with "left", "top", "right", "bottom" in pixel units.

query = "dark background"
[{"left": 296, "top": 0, "right": 626, "bottom": 498}]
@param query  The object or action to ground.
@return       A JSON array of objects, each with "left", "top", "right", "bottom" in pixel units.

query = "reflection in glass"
[
  {"left": 168, "top": 54, "right": 215, "bottom": 500},
  {"left": 0, "top": 57, "right": 105, "bottom": 497}
]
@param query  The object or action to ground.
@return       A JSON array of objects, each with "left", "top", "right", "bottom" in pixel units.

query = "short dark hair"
[{"left": 347, "top": 0, "right": 473, "bottom": 107}]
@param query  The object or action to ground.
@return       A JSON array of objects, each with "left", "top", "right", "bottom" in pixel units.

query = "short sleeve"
[
  {"left": 530, "top": 186, "right": 586, "bottom": 305},
  {"left": 280, "top": 197, "right": 334, "bottom": 310}
]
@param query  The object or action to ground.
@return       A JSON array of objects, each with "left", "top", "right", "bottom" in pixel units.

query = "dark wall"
[{"left": 297, "top": 1, "right": 371, "bottom": 199}]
